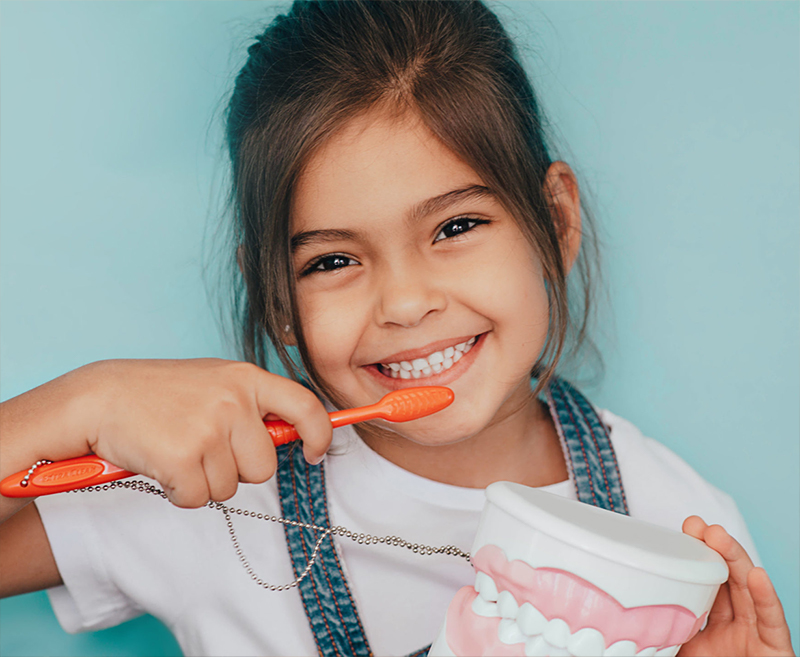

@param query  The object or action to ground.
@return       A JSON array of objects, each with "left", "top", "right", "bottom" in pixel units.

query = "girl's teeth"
[
  {"left": 428, "top": 351, "right": 444, "bottom": 365},
  {"left": 378, "top": 335, "right": 480, "bottom": 378}
]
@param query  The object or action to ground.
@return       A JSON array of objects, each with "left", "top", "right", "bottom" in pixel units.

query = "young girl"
[{"left": 0, "top": 1, "right": 795, "bottom": 656}]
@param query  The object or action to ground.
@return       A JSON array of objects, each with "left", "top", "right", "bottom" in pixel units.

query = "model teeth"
[
  {"left": 470, "top": 573, "right": 680, "bottom": 657},
  {"left": 378, "top": 336, "right": 478, "bottom": 378}
]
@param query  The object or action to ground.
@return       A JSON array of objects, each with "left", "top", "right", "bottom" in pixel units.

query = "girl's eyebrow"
[{"left": 290, "top": 184, "right": 495, "bottom": 253}]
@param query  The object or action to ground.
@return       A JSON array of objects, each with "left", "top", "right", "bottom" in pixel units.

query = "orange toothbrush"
[{"left": 0, "top": 386, "right": 454, "bottom": 498}]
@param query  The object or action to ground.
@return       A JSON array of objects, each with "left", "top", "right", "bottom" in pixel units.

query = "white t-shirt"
[{"left": 35, "top": 409, "right": 759, "bottom": 657}]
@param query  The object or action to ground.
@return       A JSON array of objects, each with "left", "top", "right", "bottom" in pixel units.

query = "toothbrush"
[{"left": 0, "top": 386, "right": 454, "bottom": 498}]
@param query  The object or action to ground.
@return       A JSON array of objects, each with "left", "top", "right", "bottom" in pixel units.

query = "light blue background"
[{"left": 1, "top": 1, "right": 797, "bottom": 655}]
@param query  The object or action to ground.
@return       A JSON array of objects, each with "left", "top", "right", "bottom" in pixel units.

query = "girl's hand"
[
  {"left": 678, "top": 516, "right": 795, "bottom": 656},
  {"left": 85, "top": 358, "right": 332, "bottom": 508}
]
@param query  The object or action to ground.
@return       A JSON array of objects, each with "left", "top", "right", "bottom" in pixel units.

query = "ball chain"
[{"left": 67, "top": 479, "right": 472, "bottom": 591}]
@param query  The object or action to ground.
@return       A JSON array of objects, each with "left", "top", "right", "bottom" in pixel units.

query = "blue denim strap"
[
  {"left": 545, "top": 377, "right": 630, "bottom": 515},
  {"left": 276, "top": 443, "right": 373, "bottom": 657}
]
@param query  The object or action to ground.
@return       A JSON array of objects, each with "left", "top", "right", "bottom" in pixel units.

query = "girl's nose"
[{"left": 374, "top": 266, "right": 447, "bottom": 328}]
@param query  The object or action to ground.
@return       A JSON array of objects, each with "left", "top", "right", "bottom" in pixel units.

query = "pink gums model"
[{"left": 445, "top": 545, "right": 707, "bottom": 657}]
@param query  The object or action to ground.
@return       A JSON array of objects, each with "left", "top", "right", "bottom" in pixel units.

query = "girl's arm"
[
  {"left": 0, "top": 358, "right": 333, "bottom": 598},
  {"left": 679, "top": 516, "right": 795, "bottom": 656}
]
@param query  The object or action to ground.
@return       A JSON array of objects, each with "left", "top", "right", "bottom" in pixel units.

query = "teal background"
[{"left": 1, "top": 1, "right": 797, "bottom": 655}]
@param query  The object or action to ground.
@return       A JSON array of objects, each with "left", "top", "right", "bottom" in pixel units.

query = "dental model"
[{"left": 429, "top": 483, "right": 728, "bottom": 657}]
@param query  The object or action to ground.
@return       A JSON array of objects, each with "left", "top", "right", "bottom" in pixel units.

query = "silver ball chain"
[{"left": 65, "top": 478, "right": 472, "bottom": 592}]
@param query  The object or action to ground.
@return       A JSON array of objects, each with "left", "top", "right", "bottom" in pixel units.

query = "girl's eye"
[
  {"left": 303, "top": 253, "right": 357, "bottom": 276},
  {"left": 434, "top": 217, "right": 489, "bottom": 242}
]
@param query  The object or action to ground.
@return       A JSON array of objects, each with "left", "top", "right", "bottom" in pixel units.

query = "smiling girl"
[{"left": 0, "top": 2, "right": 794, "bottom": 656}]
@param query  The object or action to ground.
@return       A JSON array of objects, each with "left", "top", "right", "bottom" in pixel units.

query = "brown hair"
[{"left": 223, "top": 0, "right": 602, "bottom": 404}]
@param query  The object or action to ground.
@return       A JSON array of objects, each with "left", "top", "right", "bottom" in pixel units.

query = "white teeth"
[
  {"left": 605, "top": 640, "right": 638, "bottom": 656},
  {"left": 525, "top": 636, "right": 549, "bottom": 657},
  {"left": 475, "top": 571, "right": 498, "bottom": 601},
  {"left": 568, "top": 628, "right": 606, "bottom": 657},
  {"left": 544, "top": 618, "right": 571, "bottom": 649},
  {"left": 471, "top": 595, "right": 501, "bottom": 618},
  {"left": 399, "top": 369, "right": 411, "bottom": 379},
  {"left": 517, "top": 602, "right": 547, "bottom": 635},
  {"left": 378, "top": 336, "right": 480, "bottom": 378},
  {"left": 497, "top": 590, "right": 519, "bottom": 619},
  {"left": 427, "top": 351, "right": 444, "bottom": 365},
  {"left": 470, "top": 573, "right": 672, "bottom": 657},
  {"left": 498, "top": 618, "right": 527, "bottom": 645}
]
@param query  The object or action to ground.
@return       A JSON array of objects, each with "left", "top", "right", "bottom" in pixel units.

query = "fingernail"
[{"left": 309, "top": 454, "right": 325, "bottom": 466}]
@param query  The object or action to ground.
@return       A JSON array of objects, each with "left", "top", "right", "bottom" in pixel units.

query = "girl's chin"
[{"left": 360, "top": 413, "right": 482, "bottom": 447}]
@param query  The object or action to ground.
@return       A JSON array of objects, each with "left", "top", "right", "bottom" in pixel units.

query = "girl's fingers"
[
  {"left": 682, "top": 515, "right": 707, "bottom": 540},
  {"left": 703, "top": 524, "right": 758, "bottom": 624},
  {"left": 231, "top": 418, "right": 278, "bottom": 484},
  {"left": 251, "top": 370, "right": 333, "bottom": 465},
  {"left": 201, "top": 441, "right": 240, "bottom": 503},
  {"left": 707, "top": 581, "right": 734, "bottom": 625},
  {"left": 161, "top": 469, "right": 210, "bottom": 509},
  {"left": 682, "top": 517, "right": 733, "bottom": 624},
  {"left": 748, "top": 567, "right": 794, "bottom": 651}
]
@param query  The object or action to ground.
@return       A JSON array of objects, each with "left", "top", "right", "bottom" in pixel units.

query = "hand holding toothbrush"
[{"left": 0, "top": 359, "right": 452, "bottom": 510}]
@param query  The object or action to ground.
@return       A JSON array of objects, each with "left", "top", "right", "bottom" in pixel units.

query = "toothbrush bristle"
[{"left": 381, "top": 387, "right": 454, "bottom": 421}]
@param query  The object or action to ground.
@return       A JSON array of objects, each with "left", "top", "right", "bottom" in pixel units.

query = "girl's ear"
[{"left": 543, "top": 161, "right": 582, "bottom": 274}]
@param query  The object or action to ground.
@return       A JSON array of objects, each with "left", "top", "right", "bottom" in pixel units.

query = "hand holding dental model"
[
  {"left": 677, "top": 517, "right": 794, "bottom": 657},
  {"left": 428, "top": 483, "right": 794, "bottom": 657}
]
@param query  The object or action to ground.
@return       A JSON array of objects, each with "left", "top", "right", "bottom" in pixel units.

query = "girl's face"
[{"left": 291, "top": 108, "right": 551, "bottom": 446}]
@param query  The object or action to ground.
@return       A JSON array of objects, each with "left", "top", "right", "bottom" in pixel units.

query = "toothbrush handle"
[
  {"left": 1, "top": 411, "right": 365, "bottom": 496},
  {"left": 265, "top": 406, "right": 377, "bottom": 446},
  {"left": 0, "top": 456, "right": 133, "bottom": 497}
]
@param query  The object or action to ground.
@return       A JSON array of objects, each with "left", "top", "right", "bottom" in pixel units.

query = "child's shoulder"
[{"left": 598, "top": 408, "right": 760, "bottom": 563}]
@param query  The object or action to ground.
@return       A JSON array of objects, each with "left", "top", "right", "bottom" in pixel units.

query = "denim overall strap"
[
  {"left": 545, "top": 377, "right": 630, "bottom": 515},
  {"left": 276, "top": 443, "right": 373, "bottom": 657}
]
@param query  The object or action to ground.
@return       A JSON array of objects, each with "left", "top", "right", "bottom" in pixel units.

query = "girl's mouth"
[{"left": 364, "top": 332, "right": 488, "bottom": 388}]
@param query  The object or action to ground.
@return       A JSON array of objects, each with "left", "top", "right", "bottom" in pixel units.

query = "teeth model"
[{"left": 428, "top": 483, "right": 728, "bottom": 657}]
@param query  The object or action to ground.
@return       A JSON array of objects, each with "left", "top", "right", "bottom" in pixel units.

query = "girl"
[{"left": 0, "top": 1, "right": 795, "bottom": 656}]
